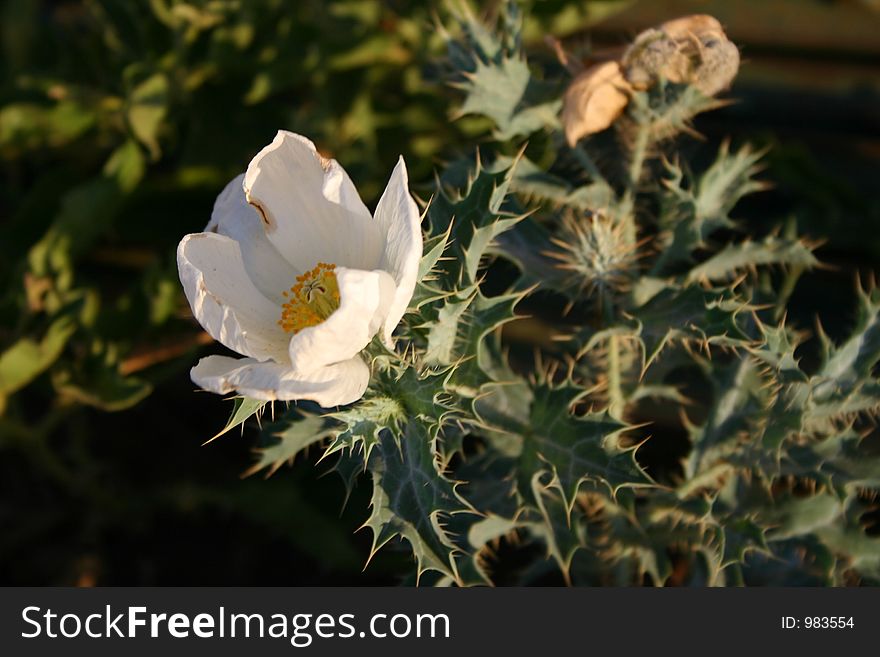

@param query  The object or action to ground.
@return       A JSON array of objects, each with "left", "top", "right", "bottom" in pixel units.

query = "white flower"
[{"left": 177, "top": 131, "right": 422, "bottom": 406}]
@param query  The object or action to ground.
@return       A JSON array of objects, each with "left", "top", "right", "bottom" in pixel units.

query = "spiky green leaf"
[
  {"left": 244, "top": 413, "right": 333, "bottom": 477},
  {"left": 364, "top": 422, "right": 472, "bottom": 582}
]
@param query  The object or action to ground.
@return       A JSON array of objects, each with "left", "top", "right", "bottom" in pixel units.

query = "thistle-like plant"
[{"left": 192, "top": 2, "right": 879, "bottom": 586}]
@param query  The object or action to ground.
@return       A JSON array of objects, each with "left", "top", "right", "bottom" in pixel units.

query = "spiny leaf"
[
  {"left": 719, "top": 516, "right": 770, "bottom": 568},
  {"left": 752, "top": 285, "right": 880, "bottom": 444},
  {"left": 604, "top": 494, "right": 718, "bottom": 585},
  {"left": 467, "top": 514, "right": 519, "bottom": 552},
  {"left": 445, "top": 453, "right": 521, "bottom": 585},
  {"left": 493, "top": 154, "right": 615, "bottom": 211},
  {"left": 364, "top": 422, "right": 474, "bottom": 582},
  {"left": 446, "top": 289, "right": 525, "bottom": 395},
  {"left": 386, "top": 366, "right": 456, "bottom": 428},
  {"left": 763, "top": 492, "right": 843, "bottom": 541},
  {"left": 632, "top": 285, "right": 755, "bottom": 369},
  {"left": 816, "top": 496, "right": 880, "bottom": 581},
  {"left": 528, "top": 472, "right": 586, "bottom": 581},
  {"left": 330, "top": 446, "right": 367, "bottom": 510},
  {"left": 208, "top": 396, "right": 267, "bottom": 444},
  {"left": 751, "top": 321, "right": 808, "bottom": 384},
  {"left": 654, "top": 142, "right": 766, "bottom": 274},
  {"left": 426, "top": 158, "right": 521, "bottom": 287},
  {"left": 243, "top": 412, "right": 334, "bottom": 477},
  {"left": 691, "top": 141, "right": 767, "bottom": 224},
  {"left": 424, "top": 291, "right": 474, "bottom": 366},
  {"left": 443, "top": 2, "right": 559, "bottom": 141},
  {"left": 813, "top": 284, "right": 880, "bottom": 404},
  {"left": 455, "top": 56, "right": 562, "bottom": 140},
  {"left": 686, "top": 358, "right": 767, "bottom": 477},
  {"left": 325, "top": 395, "right": 405, "bottom": 464},
  {"left": 629, "top": 84, "right": 728, "bottom": 145},
  {"left": 410, "top": 226, "right": 453, "bottom": 311},
  {"left": 456, "top": 451, "right": 520, "bottom": 519},
  {"left": 441, "top": 0, "right": 510, "bottom": 68},
  {"left": 685, "top": 236, "right": 819, "bottom": 285},
  {"left": 781, "top": 429, "right": 880, "bottom": 496},
  {"left": 519, "top": 380, "right": 651, "bottom": 512}
]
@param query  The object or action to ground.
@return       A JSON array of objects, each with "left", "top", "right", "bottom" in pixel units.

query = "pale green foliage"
[
  {"left": 443, "top": 2, "right": 562, "bottom": 141},
  {"left": 209, "top": 397, "right": 268, "bottom": 444},
  {"left": 0, "top": 316, "right": 76, "bottom": 396},
  {"left": 225, "top": 2, "right": 878, "bottom": 586},
  {"left": 245, "top": 413, "right": 335, "bottom": 477}
]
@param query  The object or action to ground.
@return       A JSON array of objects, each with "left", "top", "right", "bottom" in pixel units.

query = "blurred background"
[{"left": 1, "top": 0, "right": 878, "bottom": 585}]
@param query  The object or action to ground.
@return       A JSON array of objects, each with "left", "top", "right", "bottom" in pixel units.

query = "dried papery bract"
[{"left": 562, "top": 61, "right": 632, "bottom": 146}]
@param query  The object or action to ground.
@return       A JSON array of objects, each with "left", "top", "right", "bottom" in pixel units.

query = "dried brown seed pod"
[
  {"left": 659, "top": 14, "right": 724, "bottom": 41},
  {"left": 561, "top": 61, "right": 632, "bottom": 146},
  {"left": 621, "top": 14, "right": 739, "bottom": 96},
  {"left": 622, "top": 28, "right": 690, "bottom": 90},
  {"left": 691, "top": 35, "right": 740, "bottom": 96}
]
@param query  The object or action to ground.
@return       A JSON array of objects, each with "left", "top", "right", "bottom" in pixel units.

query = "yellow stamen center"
[{"left": 278, "top": 262, "right": 340, "bottom": 334}]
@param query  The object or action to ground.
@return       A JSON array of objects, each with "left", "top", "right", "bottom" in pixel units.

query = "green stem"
[
  {"left": 774, "top": 264, "right": 805, "bottom": 322},
  {"left": 619, "top": 121, "right": 650, "bottom": 301},
  {"left": 572, "top": 144, "right": 602, "bottom": 181},
  {"left": 602, "top": 290, "right": 624, "bottom": 420},
  {"left": 607, "top": 334, "right": 624, "bottom": 419},
  {"left": 627, "top": 122, "right": 650, "bottom": 191}
]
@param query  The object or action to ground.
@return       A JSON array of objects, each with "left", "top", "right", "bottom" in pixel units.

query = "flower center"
[{"left": 278, "top": 262, "right": 340, "bottom": 334}]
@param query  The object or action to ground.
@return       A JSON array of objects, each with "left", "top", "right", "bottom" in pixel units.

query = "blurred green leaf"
[
  {"left": 685, "top": 236, "right": 819, "bottom": 285},
  {"left": 52, "top": 358, "right": 152, "bottom": 412},
  {"left": 28, "top": 140, "right": 145, "bottom": 280},
  {"left": 126, "top": 72, "right": 170, "bottom": 160},
  {"left": 0, "top": 315, "right": 76, "bottom": 397}
]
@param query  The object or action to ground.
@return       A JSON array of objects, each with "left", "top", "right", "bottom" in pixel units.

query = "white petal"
[
  {"left": 243, "top": 131, "right": 385, "bottom": 272},
  {"left": 373, "top": 156, "right": 423, "bottom": 344},
  {"left": 178, "top": 232, "right": 290, "bottom": 362},
  {"left": 191, "top": 354, "right": 370, "bottom": 406},
  {"left": 206, "top": 174, "right": 300, "bottom": 304},
  {"left": 288, "top": 267, "right": 395, "bottom": 377}
]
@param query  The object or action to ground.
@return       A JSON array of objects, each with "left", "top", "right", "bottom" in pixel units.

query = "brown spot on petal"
[{"left": 247, "top": 197, "right": 276, "bottom": 233}]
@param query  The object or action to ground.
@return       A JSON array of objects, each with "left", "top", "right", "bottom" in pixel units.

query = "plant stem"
[
  {"left": 619, "top": 120, "right": 650, "bottom": 297},
  {"left": 628, "top": 122, "right": 650, "bottom": 191},
  {"left": 607, "top": 333, "right": 624, "bottom": 419},
  {"left": 602, "top": 290, "right": 624, "bottom": 419},
  {"left": 774, "top": 264, "right": 805, "bottom": 322},
  {"left": 572, "top": 144, "right": 601, "bottom": 181}
]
